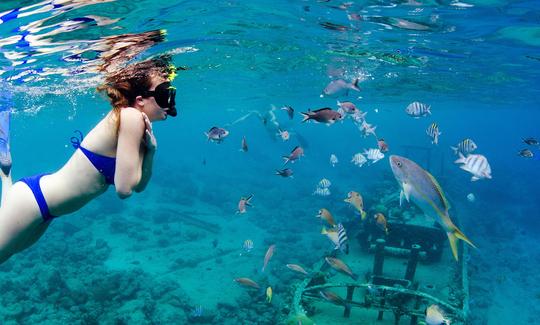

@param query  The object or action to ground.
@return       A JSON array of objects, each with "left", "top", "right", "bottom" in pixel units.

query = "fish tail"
[
  {"left": 450, "top": 146, "right": 458, "bottom": 155},
  {"left": 351, "top": 272, "right": 358, "bottom": 281},
  {"left": 300, "top": 112, "right": 310, "bottom": 123},
  {"left": 282, "top": 156, "right": 290, "bottom": 165},
  {"left": 361, "top": 210, "right": 367, "bottom": 220},
  {"left": 446, "top": 225, "right": 476, "bottom": 261},
  {"left": 351, "top": 78, "right": 360, "bottom": 91}
]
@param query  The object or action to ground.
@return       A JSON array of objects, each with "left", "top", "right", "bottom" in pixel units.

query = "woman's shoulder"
[{"left": 119, "top": 107, "right": 144, "bottom": 131}]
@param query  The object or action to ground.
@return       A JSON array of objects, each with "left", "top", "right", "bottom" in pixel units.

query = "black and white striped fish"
[
  {"left": 426, "top": 123, "right": 441, "bottom": 145},
  {"left": 455, "top": 153, "right": 492, "bottom": 181},
  {"left": 337, "top": 223, "right": 349, "bottom": 255},
  {"left": 405, "top": 101, "right": 431, "bottom": 118},
  {"left": 451, "top": 138, "right": 477, "bottom": 155}
]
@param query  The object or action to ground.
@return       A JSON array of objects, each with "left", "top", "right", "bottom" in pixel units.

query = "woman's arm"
[
  {"left": 115, "top": 108, "right": 145, "bottom": 199},
  {"left": 133, "top": 113, "right": 156, "bottom": 193}
]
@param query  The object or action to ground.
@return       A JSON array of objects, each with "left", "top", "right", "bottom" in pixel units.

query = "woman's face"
[{"left": 137, "top": 77, "right": 170, "bottom": 122}]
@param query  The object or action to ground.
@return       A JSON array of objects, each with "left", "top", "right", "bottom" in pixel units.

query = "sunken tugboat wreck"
[{"left": 287, "top": 156, "right": 471, "bottom": 325}]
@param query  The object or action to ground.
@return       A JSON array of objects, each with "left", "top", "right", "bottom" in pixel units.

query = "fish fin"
[
  {"left": 399, "top": 190, "right": 404, "bottom": 206},
  {"left": 361, "top": 210, "right": 367, "bottom": 220},
  {"left": 455, "top": 152, "right": 466, "bottom": 164},
  {"left": 351, "top": 78, "right": 360, "bottom": 91},
  {"left": 300, "top": 112, "right": 310, "bottom": 123},
  {"left": 471, "top": 176, "right": 479, "bottom": 181},
  {"left": 446, "top": 225, "right": 476, "bottom": 261},
  {"left": 321, "top": 227, "right": 327, "bottom": 234},
  {"left": 450, "top": 146, "right": 458, "bottom": 155},
  {"left": 427, "top": 106, "right": 432, "bottom": 115},
  {"left": 351, "top": 272, "right": 358, "bottom": 281},
  {"left": 402, "top": 183, "right": 412, "bottom": 202}
]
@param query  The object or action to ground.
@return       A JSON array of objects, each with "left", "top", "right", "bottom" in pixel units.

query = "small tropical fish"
[
  {"left": 523, "top": 137, "right": 539, "bottom": 146},
  {"left": 518, "top": 148, "right": 534, "bottom": 158},
  {"left": 237, "top": 194, "right": 254, "bottom": 214},
  {"left": 374, "top": 213, "right": 388, "bottom": 234},
  {"left": 190, "top": 305, "right": 204, "bottom": 318},
  {"left": 377, "top": 138, "right": 389, "bottom": 153},
  {"left": 390, "top": 155, "right": 476, "bottom": 261},
  {"left": 336, "top": 100, "right": 358, "bottom": 114},
  {"left": 425, "top": 304, "right": 451, "bottom": 325},
  {"left": 344, "top": 191, "right": 367, "bottom": 220},
  {"left": 318, "top": 178, "right": 331, "bottom": 188},
  {"left": 275, "top": 168, "right": 294, "bottom": 178},
  {"left": 205, "top": 126, "right": 229, "bottom": 143},
  {"left": 317, "top": 208, "right": 336, "bottom": 227},
  {"left": 322, "top": 79, "right": 360, "bottom": 97},
  {"left": 351, "top": 153, "right": 367, "bottom": 167},
  {"left": 262, "top": 244, "right": 275, "bottom": 272},
  {"left": 426, "top": 123, "right": 441, "bottom": 145},
  {"left": 336, "top": 223, "right": 349, "bottom": 254},
  {"left": 266, "top": 287, "right": 272, "bottom": 303},
  {"left": 451, "top": 138, "right": 477, "bottom": 155},
  {"left": 286, "top": 264, "right": 309, "bottom": 275},
  {"left": 241, "top": 136, "right": 248, "bottom": 152},
  {"left": 466, "top": 193, "right": 475, "bottom": 203},
  {"left": 301, "top": 108, "right": 342, "bottom": 124},
  {"left": 319, "top": 290, "right": 349, "bottom": 307},
  {"left": 242, "top": 239, "right": 254, "bottom": 253},
  {"left": 321, "top": 224, "right": 348, "bottom": 254},
  {"left": 313, "top": 187, "right": 331, "bottom": 196},
  {"left": 454, "top": 153, "right": 492, "bottom": 181},
  {"left": 283, "top": 146, "right": 304, "bottom": 165},
  {"left": 277, "top": 128, "right": 290, "bottom": 141},
  {"left": 234, "top": 277, "right": 260, "bottom": 289},
  {"left": 281, "top": 105, "right": 294, "bottom": 120},
  {"left": 364, "top": 148, "right": 384, "bottom": 164},
  {"left": 325, "top": 257, "right": 357, "bottom": 280},
  {"left": 405, "top": 101, "right": 431, "bottom": 118},
  {"left": 330, "top": 154, "right": 338, "bottom": 167},
  {"left": 359, "top": 120, "right": 377, "bottom": 138}
]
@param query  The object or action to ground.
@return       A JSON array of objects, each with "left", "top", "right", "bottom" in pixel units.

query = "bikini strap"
[{"left": 70, "top": 130, "right": 84, "bottom": 149}]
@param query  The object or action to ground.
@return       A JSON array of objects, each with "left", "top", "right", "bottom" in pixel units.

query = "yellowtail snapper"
[{"left": 390, "top": 155, "right": 476, "bottom": 261}]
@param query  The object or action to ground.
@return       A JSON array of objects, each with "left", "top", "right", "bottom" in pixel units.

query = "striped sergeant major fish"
[
  {"left": 451, "top": 138, "right": 477, "bottom": 155},
  {"left": 455, "top": 153, "right": 492, "bottom": 181},
  {"left": 337, "top": 223, "right": 349, "bottom": 254},
  {"left": 426, "top": 123, "right": 441, "bottom": 145},
  {"left": 321, "top": 223, "right": 349, "bottom": 254},
  {"left": 405, "top": 101, "right": 431, "bottom": 118}
]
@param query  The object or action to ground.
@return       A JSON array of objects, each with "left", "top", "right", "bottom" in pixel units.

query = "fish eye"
[{"left": 396, "top": 161, "right": 403, "bottom": 167}]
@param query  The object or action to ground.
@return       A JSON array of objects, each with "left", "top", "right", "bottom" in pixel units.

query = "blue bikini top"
[{"left": 71, "top": 130, "right": 116, "bottom": 185}]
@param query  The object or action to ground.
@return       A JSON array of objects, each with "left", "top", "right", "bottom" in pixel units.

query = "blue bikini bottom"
[{"left": 18, "top": 173, "right": 57, "bottom": 223}]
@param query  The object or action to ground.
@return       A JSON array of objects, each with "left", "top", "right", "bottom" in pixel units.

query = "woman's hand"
[{"left": 142, "top": 113, "right": 157, "bottom": 152}]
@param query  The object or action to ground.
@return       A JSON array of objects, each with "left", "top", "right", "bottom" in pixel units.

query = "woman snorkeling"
[{"left": 0, "top": 54, "right": 178, "bottom": 265}]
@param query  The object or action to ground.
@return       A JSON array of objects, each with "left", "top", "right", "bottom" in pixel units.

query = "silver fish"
[
  {"left": 454, "top": 153, "right": 492, "bottom": 181},
  {"left": 205, "top": 126, "right": 229, "bottom": 143},
  {"left": 451, "top": 138, "right": 477, "bottom": 155},
  {"left": 351, "top": 153, "right": 367, "bottom": 167},
  {"left": 364, "top": 148, "right": 384, "bottom": 164},
  {"left": 405, "top": 101, "right": 431, "bottom": 118},
  {"left": 389, "top": 155, "right": 476, "bottom": 261},
  {"left": 318, "top": 178, "right": 331, "bottom": 188},
  {"left": 313, "top": 187, "right": 331, "bottom": 196},
  {"left": 426, "top": 123, "right": 441, "bottom": 145},
  {"left": 322, "top": 79, "right": 360, "bottom": 97},
  {"left": 330, "top": 154, "right": 338, "bottom": 167},
  {"left": 518, "top": 148, "right": 533, "bottom": 158}
]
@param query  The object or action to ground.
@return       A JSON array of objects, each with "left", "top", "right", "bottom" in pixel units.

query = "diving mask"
[{"left": 142, "top": 81, "right": 177, "bottom": 117}]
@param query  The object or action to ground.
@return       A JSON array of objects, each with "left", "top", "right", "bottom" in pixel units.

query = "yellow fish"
[
  {"left": 266, "top": 286, "right": 272, "bottom": 303},
  {"left": 344, "top": 191, "right": 367, "bottom": 220},
  {"left": 317, "top": 208, "right": 336, "bottom": 227}
]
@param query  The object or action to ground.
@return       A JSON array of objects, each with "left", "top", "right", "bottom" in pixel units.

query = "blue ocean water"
[{"left": 0, "top": 0, "right": 539, "bottom": 324}]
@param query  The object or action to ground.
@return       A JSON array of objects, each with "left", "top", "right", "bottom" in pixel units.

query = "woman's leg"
[{"left": 0, "top": 183, "right": 45, "bottom": 265}]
